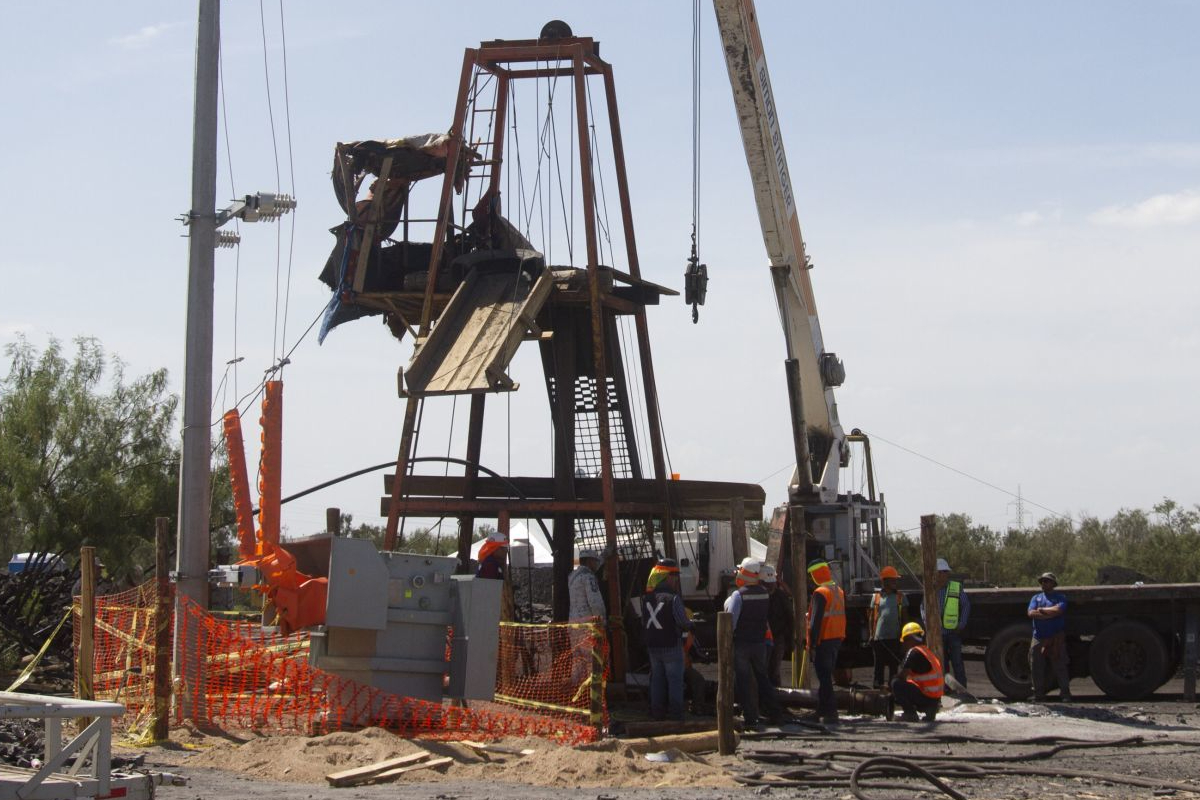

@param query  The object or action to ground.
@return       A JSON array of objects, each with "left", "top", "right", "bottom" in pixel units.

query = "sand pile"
[{"left": 182, "top": 727, "right": 736, "bottom": 788}]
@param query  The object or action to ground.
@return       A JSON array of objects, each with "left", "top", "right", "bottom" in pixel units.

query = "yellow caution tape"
[
  {"left": 5, "top": 607, "right": 73, "bottom": 692},
  {"left": 494, "top": 692, "right": 589, "bottom": 718}
]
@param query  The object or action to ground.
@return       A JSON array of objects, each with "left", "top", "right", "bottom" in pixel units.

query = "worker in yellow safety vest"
[
  {"left": 920, "top": 557, "right": 970, "bottom": 687},
  {"left": 805, "top": 559, "right": 846, "bottom": 724},
  {"left": 892, "top": 622, "right": 944, "bottom": 722},
  {"left": 869, "top": 565, "right": 907, "bottom": 688}
]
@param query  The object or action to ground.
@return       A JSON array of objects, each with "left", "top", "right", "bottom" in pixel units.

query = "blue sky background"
[{"left": 2, "top": 2, "right": 1197, "bottom": 546}]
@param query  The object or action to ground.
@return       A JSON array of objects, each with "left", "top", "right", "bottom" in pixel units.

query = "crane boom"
[{"left": 713, "top": 0, "right": 845, "bottom": 502}]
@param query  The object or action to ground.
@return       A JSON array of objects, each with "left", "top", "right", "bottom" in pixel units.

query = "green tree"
[
  {"left": 0, "top": 336, "right": 179, "bottom": 580},
  {"left": 340, "top": 513, "right": 485, "bottom": 556}
]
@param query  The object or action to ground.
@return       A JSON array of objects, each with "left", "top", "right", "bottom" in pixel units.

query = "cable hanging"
[{"left": 683, "top": 0, "right": 709, "bottom": 323}]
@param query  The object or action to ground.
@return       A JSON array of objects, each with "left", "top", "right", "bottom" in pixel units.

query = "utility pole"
[{"left": 176, "top": 0, "right": 220, "bottom": 720}]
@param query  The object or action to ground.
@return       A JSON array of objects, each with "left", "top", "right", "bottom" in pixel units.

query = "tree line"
[{"left": 887, "top": 501, "right": 1200, "bottom": 587}]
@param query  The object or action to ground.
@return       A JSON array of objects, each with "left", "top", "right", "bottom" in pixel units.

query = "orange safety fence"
[
  {"left": 72, "top": 580, "right": 165, "bottom": 736},
  {"left": 76, "top": 580, "right": 606, "bottom": 744}
]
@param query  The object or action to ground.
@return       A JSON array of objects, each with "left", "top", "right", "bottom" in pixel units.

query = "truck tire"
[
  {"left": 1088, "top": 620, "right": 1168, "bottom": 701},
  {"left": 984, "top": 623, "right": 1034, "bottom": 700}
]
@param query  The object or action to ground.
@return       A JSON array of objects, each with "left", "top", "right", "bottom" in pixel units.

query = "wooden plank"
[
  {"left": 379, "top": 495, "right": 761, "bottom": 521},
  {"left": 326, "top": 751, "right": 430, "bottom": 787},
  {"left": 384, "top": 474, "right": 765, "bottom": 505},
  {"left": 616, "top": 730, "right": 730, "bottom": 755},
  {"left": 404, "top": 264, "right": 554, "bottom": 396},
  {"left": 372, "top": 756, "right": 453, "bottom": 783},
  {"left": 459, "top": 740, "right": 536, "bottom": 756}
]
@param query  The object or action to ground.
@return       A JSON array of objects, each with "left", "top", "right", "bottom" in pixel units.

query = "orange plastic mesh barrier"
[
  {"left": 78, "top": 583, "right": 606, "bottom": 743},
  {"left": 173, "top": 597, "right": 605, "bottom": 742},
  {"left": 72, "top": 581, "right": 166, "bottom": 735}
]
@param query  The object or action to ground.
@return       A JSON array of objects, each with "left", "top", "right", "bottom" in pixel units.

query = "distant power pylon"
[{"left": 1007, "top": 484, "right": 1032, "bottom": 532}]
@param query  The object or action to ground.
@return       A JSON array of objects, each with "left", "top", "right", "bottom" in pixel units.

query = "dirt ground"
[{"left": 142, "top": 659, "right": 1200, "bottom": 800}]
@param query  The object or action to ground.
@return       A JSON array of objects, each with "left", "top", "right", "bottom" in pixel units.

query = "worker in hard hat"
[
  {"left": 759, "top": 563, "right": 794, "bottom": 687},
  {"left": 642, "top": 559, "right": 694, "bottom": 721},
  {"left": 566, "top": 549, "right": 608, "bottom": 685},
  {"left": 569, "top": 549, "right": 606, "bottom": 622},
  {"left": 806, "top": 559, "right": 846, "bottom": 724},
  {"left": 920, "top": 558, "right": 971, "bottom": 687},
  {"left": 475, "top": 530, "right": 509, "bottom": 580},
  {"left": 892, "top": 622, "right": 944, "bottom": 722},
  {"left": 869, "top": 565, "right": 907, "bottom": 688},
  {"left": 1028, "top": 572, "right": 1071, "bottom": 702},
  {"left": 723, "top": 557, "right": 783, "bottom": 726}
]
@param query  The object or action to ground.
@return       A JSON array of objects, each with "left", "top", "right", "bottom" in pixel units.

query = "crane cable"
[{"left": 685, "top": 0, "right": 708, "bottom": 323}]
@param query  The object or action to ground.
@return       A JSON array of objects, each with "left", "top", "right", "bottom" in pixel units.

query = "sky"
[{"left": 1, "top": 2, "right": 1197, "bottom": 545}]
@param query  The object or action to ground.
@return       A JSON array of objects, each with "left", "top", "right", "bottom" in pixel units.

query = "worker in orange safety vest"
[
  {"left": 869, "top": 565, "right": 908, "bottom": 688},
  {"left": 805, "top": 559, "right": 845, "bottom": 724},
  {"left": 892, "top": 621, "right": 944, "bottom": 722}
]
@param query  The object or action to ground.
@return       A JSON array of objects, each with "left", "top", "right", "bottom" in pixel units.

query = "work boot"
[
  {"left": 923, "top": 708, "right": 938, "bottom": 722},
  {"left": 899, "top": 710, "right": 919, "bottom": 723}
]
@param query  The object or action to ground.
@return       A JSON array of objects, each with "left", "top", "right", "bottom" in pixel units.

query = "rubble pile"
[
  {"left": 0, "top": 563, "right": 75, "bottom": 693},
  {"left": 0, "top": 719, "right": 45, "bottom": 768}
]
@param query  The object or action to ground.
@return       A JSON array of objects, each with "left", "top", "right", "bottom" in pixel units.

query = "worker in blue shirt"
[
  {"left": 1028, "top": 572, "right": 1071, "bottom": 702},
  {"left": 920, "top": 558, "right": 970, "bottom": 687}
]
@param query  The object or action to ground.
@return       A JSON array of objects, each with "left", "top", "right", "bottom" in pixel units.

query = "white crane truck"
[{"left": 707, "top": 0, "right": 1200, "bottom": 701}]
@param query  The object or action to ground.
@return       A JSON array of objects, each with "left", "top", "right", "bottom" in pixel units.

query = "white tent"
[{"left": 468, "top": 520, "right": 554, "bottom": 568}]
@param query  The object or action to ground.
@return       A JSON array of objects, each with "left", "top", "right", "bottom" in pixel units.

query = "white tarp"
[{"left": 469, "top": 520, "right": 554, "bottom": 568}]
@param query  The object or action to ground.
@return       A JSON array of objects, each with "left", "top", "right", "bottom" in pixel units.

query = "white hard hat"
[
  {"left": 760, "top": 564, "right": 778, "bottom": 582},
  {"left": 738, "top": 557, "right": 762, "bottom": 572},
  {"left": 936, "top": 558, "right": 951, "bottom": 572},
  {"left": 488, "top": 529, "right": 508, "bottom": 544},
  {"left": 578, "top": 549, "right": 601, "bottom": 562}
]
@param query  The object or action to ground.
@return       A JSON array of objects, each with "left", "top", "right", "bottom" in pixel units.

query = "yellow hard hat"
[{"left": 901, "top": 622, "right": 925, "bottom": 641}]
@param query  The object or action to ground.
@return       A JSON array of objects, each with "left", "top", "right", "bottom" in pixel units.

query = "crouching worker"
[{"left": 891, "top": 622, "right": 944, "bottom": 722}]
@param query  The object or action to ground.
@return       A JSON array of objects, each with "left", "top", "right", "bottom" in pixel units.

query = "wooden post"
[
  {"left": 716, "top": 611, "right": 736, "bottom": 755},
  {"left": 456, "top": 393, "right": 487, "bottom": 573},
  {"left": 153, "top": 518, "right": 172, "bottom": 741},
  {"left": 920, "top": 514, "right": 944, "bottom": 663},
  {"left": 76, "top": 546, "right": 96, "bottom": 728},
  {"left": 730, "top": 498, "right": 748, "bottom": 566},
  {"left": 325, "top": 507, "right": 341, "bottom": 536},
  {"left": 498, "top": 511, "right": 515, "bottom": 622}
]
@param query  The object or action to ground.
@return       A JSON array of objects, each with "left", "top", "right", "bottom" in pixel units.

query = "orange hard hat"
[{"left": 880, "top": 566, "right": 900, "bottom": 580}]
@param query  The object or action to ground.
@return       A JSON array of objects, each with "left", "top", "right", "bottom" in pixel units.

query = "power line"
[{"left": 861, "top": 430, "right": 1073, "bottom": 523}]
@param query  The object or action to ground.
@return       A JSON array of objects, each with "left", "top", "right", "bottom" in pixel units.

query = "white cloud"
[
  {"left": 1010, "top": 207, "right": 1062, "bottom": 227},
  {"left": 1088, "top": 189, "right": 1200, "bottom": 228},
  {"left": 109, "top": 22, "right": 180, "bottom": 50}
]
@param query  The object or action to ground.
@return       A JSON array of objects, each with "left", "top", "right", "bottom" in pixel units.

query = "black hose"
[
  {"left": 243, "top": 455, "right": 555, "bottom": 545},
  {"left": 850, "top": 757, "right": 969, "bottom": 800}
]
